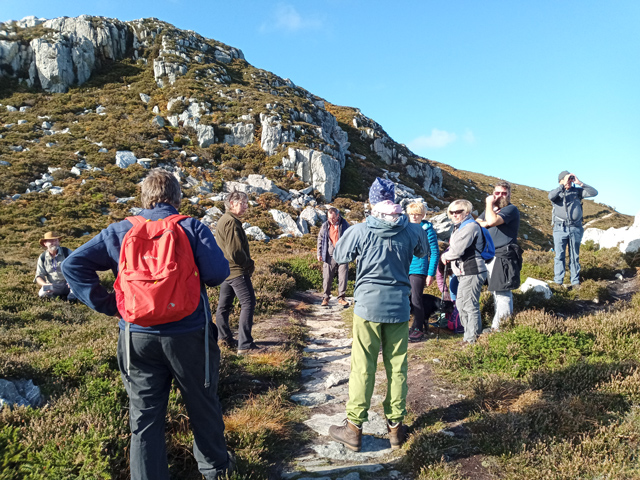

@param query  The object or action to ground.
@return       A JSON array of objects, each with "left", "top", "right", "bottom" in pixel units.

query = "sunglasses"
[
  {"left": 493, "top": 191, "right": 509, "bottom": 196},
  {"left": 449, "top": 209, "right": 465, "bottom": 215}
]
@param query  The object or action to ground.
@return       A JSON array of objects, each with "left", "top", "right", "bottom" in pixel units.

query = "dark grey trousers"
[
  {"left": 215, "top": 274, "right": 256, "bottom": 350},
  {"left": 117, "top": 327, "right": 228, "bottom": 480},
  {"left": 322, "top": 258, "right": 348, "bottom": 299},
  {"left": 409, "top": 274, "right": 427, "bottom": 331}
]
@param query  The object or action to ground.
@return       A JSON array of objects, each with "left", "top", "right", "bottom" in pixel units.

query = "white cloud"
[
  {"left": 408, "top": 129, "right": 458, "bottom": 149},
  {"left": 260, "top": 4, "right": 323, "bottom": 33}
]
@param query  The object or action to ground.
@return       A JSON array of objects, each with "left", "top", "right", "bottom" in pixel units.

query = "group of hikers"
[{"left": 31, "top": 168, "right": 596, "bottom": 478}]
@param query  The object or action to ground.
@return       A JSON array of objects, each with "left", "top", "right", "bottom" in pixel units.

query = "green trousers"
[{"left": 346, "top": 313, "right": 409, "bottom": 425}]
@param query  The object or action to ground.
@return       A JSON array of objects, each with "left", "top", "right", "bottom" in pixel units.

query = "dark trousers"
[
  {"left": 322, "top": 258, "right": 349, "bottom": 299},
  {"left": 409, "top": 274, "right": 427, "bottom": 331},
  {"left": 215, "top": 274, "right": 256, "bottom": 350},
  {"left": 117, "top": 327, "right": 228, "bottom": 480}
]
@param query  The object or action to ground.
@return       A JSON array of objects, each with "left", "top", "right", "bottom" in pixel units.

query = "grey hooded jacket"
[{"left": 441, "top": 214, "right": 488, "bottom": 277}]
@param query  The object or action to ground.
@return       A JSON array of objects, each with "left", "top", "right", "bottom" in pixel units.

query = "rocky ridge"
[{"left": 0, "top": 14, "right": 444, "bottom": 217}]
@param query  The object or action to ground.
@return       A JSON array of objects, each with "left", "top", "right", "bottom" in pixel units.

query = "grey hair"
[
  {"left": 224, "top": 191, "right": 248, "bottom": 211},
  {"left": 446, "top": 199, "right": 473, "bottom": 220},
  {"left": 494, "top": 181, "right": 512, "bottom": 194},
  {"left": 141, "top": 169, "right": 182, "bottom": 209},
  {"left": 327, "top": 207, "right": 339, "bottom": 215}
]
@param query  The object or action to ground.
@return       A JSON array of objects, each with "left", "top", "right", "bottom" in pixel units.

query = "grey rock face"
[
  {"left": 244, "top": 226, "right": 270, "bottom": 242},
  {"left": 269, "top": 209, "right": 303, "bottom": 237},
  {"left": 429, "top": 212, "right": 453, "bottom": 241},
  {"left": 151, "top": 116, "right": 165, "bottom": 128},
  {"left": 283, "top": 148, "right": 341, "bottom": 202},
  {"left": 223, "top": 122, "right": 254, "bottom": 146},
  {"left": 195, "top": 124, "right": 215, "bottom": 148},
  {"left": 260, "top": 113, "right": 293, "bottom": 155},
  {"left": 406, "top": 161, "right": 444, "bottom": 197}
]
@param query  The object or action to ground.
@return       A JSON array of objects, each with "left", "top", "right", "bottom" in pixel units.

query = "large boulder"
[
  {"left": 519, "top": 278, "right": 552, "bottom": 299},
  {"left": 283, "top": 147, "right": 341, "bottom": 202},
  {"left": 195, "top": 124, "right": 215, "bottom": 148},
  {"left": 260, "top": 113, "right": 294, "bottom": 155},
  {"left": 269, "top": 209, "right": 303, "bottom": 237},
  {"left": 115, "top": 150, "right": 137, "bottom": 168},
  {"left": 223, "top": 122, "right": 254, "bottom": 146}
]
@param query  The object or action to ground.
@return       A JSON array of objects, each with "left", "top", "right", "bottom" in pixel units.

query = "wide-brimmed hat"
[{"left": 39, "top": 231, "right": 63, "bottom": 247}]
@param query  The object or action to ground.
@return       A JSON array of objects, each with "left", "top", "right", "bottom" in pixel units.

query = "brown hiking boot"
[
  {"left": 387, "top": 420, "right": 407, "bottom": 450},
  {"left": 328, "top": 419, "right": 362, "bottom": 452},
  {"left": 321, "top": 298, "right": 329, "bottom": 306},
  {"left": 337, "top": 297, "right": 349, "bottom": 307}
]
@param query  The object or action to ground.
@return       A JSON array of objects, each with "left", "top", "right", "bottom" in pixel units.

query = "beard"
[{"left": 496, "top": 197, "right": 510, "bottom": 210}]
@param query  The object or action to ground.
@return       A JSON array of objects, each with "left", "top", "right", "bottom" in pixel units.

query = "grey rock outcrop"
[
  {"left": 115, "top": 150, "right": 137, "bottom": 168},
  {"left": 429, "top": 212, "right": 453, "bottom": 241},
  {"left": 269, "top": 209, "right": 303, "bottom": 237},
  {"left": 260, "top": 113, "right": 294, "bottom": 155},
  {"left": 283, "top": 148, "right": 341, "bottom": 202},
  {"left": 195, "top": 124, "right": 215, "bottom": 148},
  {"left": 245, "top": 226, "right": 270, "bottom": 242},
  {"left": 223, "top": 122, "right": 254, "bottom": 147}
]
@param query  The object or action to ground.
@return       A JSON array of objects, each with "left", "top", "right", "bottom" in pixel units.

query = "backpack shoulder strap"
[{"left": 125, "top": 215, "right": 147, "bottom": 226}]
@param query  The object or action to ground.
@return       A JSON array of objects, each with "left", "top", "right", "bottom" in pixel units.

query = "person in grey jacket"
[
  {"left": 327, "top": 178, "right": 430, "bottom": 453},
  {"left": 548, "top": 171, "right": 598, "bottom": 286},
  {"left": 441, "top": 199, "right": 488, "bottom": 344}
]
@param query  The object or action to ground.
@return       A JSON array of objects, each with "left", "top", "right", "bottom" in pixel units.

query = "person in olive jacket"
[{"left": 215, "top": 191, "right": 259, "bottom": 354}]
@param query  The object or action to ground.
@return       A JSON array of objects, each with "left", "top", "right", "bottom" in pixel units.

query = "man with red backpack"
[{"left": 62, "top": 169, "right": 234, "bottom": 480}]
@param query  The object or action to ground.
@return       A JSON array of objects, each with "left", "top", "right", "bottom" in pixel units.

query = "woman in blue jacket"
[{"left": 406, "top": 202, "right": 440, "bottom": 342}]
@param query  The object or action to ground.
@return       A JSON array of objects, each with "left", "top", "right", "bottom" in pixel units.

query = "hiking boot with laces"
[
  {"left": 328, "top": 419, "right": 362, "bottom": 451},
  {"left": 387, "top": 419, "right": 407, "bottom": 450},
  {"left": 408, "top": 327, "right": 425, "bottom": 342},
  {"left": 337, "top": 297, "right": 349, "bottom": 307},
  {"left": 321, "top": 298, "right": 329, "bottom": 306}
]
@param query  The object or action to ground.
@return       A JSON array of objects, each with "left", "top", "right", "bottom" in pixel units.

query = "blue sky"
[{"left": 3, "top": 1, "right": 639, "bottom": 215}]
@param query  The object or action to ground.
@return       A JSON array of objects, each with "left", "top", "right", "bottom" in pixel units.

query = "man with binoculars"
[{"left": 548, "top": 171, "right": 598, "bottom": 287}]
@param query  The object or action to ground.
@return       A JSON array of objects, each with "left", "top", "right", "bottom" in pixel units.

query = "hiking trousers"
[
  {"left": 346, "top": 313, "right": 409, "bottom": 425},
  {"left": 553, "top": 223, "right": 583, "bottom": 285},
  {"left": 117, "top": 327, "right": 228, "bottom": 480},
  {"left": 457, "top": 271, "right": 488, "bottom": 343},
  {"left": 409, "top": 274, "right": 427, "bottom": 331},
  {"left": 322, "top": 258, "right": 348, "bottom": 300},
  {"left": 215, "top": 274, "right": 256, "bottom": 350},
  {"left": 486, "top": 259, "right": 513, "bottom": 330}
]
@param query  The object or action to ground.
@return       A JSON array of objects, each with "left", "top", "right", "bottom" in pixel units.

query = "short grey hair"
[
  {"left": 141, "top": 169, "right": 181, "bottom": 209},
  {"left": 327, "top": 207, "right": 339, "bottom": 215},
  {"left": 447, "top": 199, "right": 473, "bottom": 220},
  {"left": 225, "top": 191, "right": 248, "bottom": 211}
]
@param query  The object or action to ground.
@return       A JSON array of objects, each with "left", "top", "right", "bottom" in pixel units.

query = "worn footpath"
[{"left": 281, "top": 292, "right": 412, "bottom": 480}]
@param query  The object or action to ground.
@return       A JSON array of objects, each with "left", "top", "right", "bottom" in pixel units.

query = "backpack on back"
[
  {"left": 461, "top": 218, "right": 495, "bottom": 262},
  {"left": 447, "top": 305, "right": 464, "bottom": 334},
  {"left": 114, "top": 215, "right": 201, "bottom": 327}
]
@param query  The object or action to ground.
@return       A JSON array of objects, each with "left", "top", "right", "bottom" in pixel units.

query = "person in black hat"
[{"left": 548, "top": 171, "right": 598, "bottom": 286}]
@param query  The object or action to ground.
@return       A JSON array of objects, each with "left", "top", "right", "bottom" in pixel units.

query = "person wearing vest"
[
  {"left": 440, "top": 199, "right": 488, "bottom": 344},
  {"left": 34, "top": 231, "right": 76, "bottom": 300},
  {"left": 317, "top": 207, "right": 350, "bottom": 307},
  {"left": 548, "top": 171, "right": 598, "bottom": 286},
  {"left": 214, "top": 191, "right": 260, "bottom": 355},
  {"left": 62, "top": 169, "right": 234, "bottom": 480},
  {"left": 477, "top": 181, "right": 522, "bottom": 331}
]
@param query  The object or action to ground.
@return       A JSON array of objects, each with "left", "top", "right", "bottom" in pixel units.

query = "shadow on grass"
[{"left": 406, "top": 359, "right": 638, "bottom": 470}]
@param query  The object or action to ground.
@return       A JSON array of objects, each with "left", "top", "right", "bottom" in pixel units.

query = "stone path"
[{"left": 282, "top": 293, "right": 411, "bottom": 480}]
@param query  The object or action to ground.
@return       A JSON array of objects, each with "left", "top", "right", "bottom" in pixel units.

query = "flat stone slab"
[
  {"left": 291, "top": 392, "right": 333, "bottom": 406},
  {"left": 312, "top": 436, "right": 393, "bottom": 460},
  {"left": 304, "top": 411, "right": 388, "bottom": 437}
]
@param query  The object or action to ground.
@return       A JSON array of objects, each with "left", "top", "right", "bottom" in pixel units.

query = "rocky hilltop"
[{"left": 0, "top": 15, "right": 626, "bottom": 247}]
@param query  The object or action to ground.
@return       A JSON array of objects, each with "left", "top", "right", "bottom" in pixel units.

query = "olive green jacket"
[{"left": 215, "top": 212, "right": 254, "bottom": 280}]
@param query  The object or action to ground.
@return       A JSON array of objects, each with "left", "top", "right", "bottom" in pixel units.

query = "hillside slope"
[{"left": 0, "top": 15, "right": 630, "bottom": 255}]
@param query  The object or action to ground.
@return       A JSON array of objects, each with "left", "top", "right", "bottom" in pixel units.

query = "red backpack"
[{"left": 114, "top": 215, "right": 201, "bottom": 327}]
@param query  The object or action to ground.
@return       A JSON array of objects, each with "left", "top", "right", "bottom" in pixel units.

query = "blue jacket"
[
  {"left": 333, "top": 214, "right": 429, "bottom": 323},
  {"left": 408, "top": 220, "right": 439, "bottom": 276},
  {"left": 317, "top": 217, "right": 350, "bottom": 263},
  {"left": 61, "top": 203, "right": 230, "bottom": 335}
]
